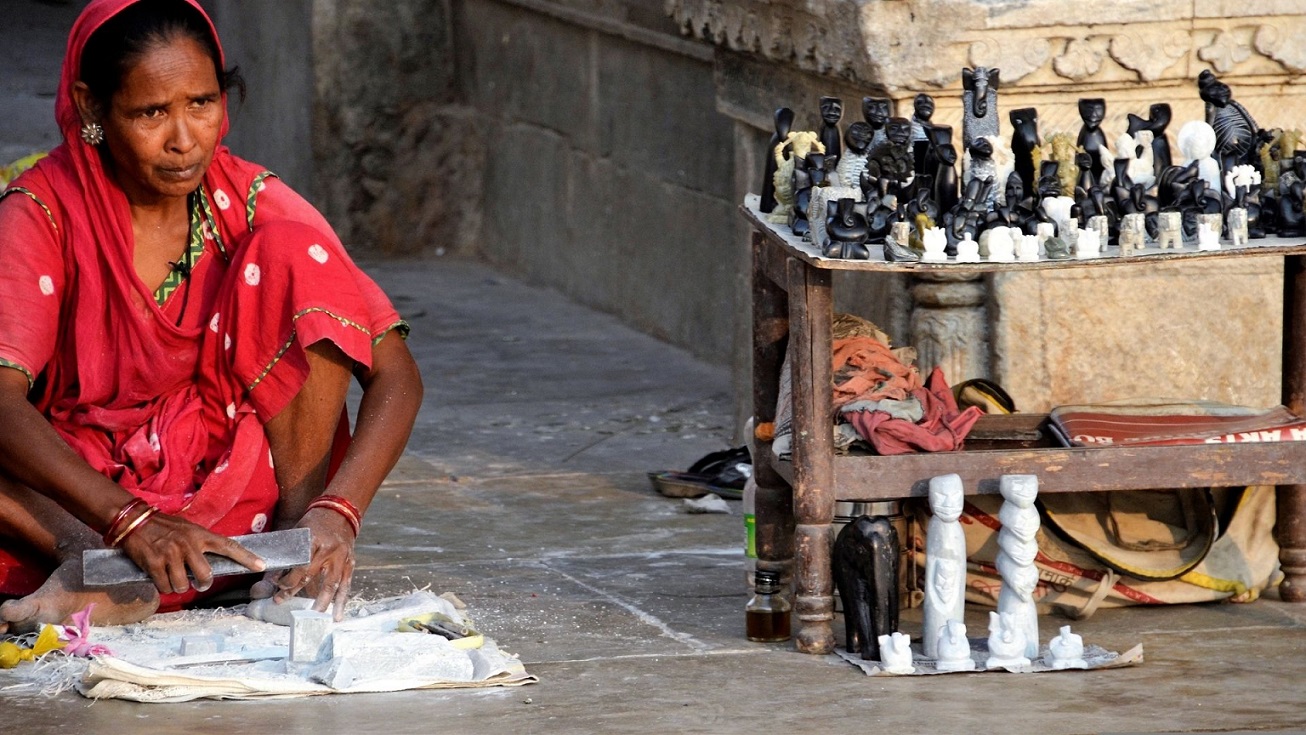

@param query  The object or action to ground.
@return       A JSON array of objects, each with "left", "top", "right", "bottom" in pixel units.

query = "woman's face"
[{"left": 94, "top": 35, "right": 223, "bottom": 206}]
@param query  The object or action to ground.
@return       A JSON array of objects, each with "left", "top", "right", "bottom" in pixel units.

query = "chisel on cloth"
[{"left": 81, "top": 528, "right": 312, "bottom": 587}]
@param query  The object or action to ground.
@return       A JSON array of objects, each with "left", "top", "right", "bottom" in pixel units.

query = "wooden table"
[{"left": 743, "top": 198, "right": 1306, "bottom": 654}]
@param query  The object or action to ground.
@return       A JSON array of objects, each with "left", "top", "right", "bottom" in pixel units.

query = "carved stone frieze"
[
  {"left": 1198, "top": 28, "right": 1253, "bottom": 73},
  {"left": 1255, "top": 21, "right": 1306, "bottom": 73},
  {"left": 667, "top": 0, "right": 1306, "bottom": 90},
  {"left": 1109, "top": 28, "right": 1189, "bottom": 82}
]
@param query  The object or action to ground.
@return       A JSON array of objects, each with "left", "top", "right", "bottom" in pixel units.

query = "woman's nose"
[{"left": 167, "top": 118, "right": 197, "bottom": 154}]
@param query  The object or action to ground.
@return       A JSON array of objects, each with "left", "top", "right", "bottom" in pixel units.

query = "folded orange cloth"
[{"left": 831, "top": 336, "right": 923, "bottom": 409}]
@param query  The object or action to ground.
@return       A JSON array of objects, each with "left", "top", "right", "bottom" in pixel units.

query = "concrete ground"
[{"left": 1, "top": 257, "right": 1304, "bottom": 734}]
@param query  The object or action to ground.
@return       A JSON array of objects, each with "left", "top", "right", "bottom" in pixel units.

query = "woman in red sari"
[{"left": 0, "top": 0, "right": 423, "bottom": 631}]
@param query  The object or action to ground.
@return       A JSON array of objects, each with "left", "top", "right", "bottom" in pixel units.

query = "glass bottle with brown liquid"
[{"left": 746, "top": 570, "right": 791, "bottom": 642}]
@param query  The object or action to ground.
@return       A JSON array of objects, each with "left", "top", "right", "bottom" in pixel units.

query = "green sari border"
[
  {"left": 0, "top": 357, "right": 35, "bottom": 390},
  {"left": 0, "top": 187, "right": 57, "bottom": 232}
]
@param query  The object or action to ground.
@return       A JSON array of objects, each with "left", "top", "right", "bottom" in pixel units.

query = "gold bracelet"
[{"left": 108, "top": 505, "right": 159, "bottom": 548}]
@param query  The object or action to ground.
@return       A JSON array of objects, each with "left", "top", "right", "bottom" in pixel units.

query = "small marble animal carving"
[
  {"left": 935, "top": 619, "right": 976, "bottom": 672},
  {"left": 877, "top": 632, "right": 915, "bottom": 674},
  {"left": 922, "top": 227, "right": 948, "bottom": 262},
  {"left": 985, "top": 610, "right": 1031, "bottom": 670},
  {"left": 1156, "top": 210, "right": 1184, "bottom": 249},
  {"left": 1046, "top": 625, "right": 1088, "bottom": 670}
]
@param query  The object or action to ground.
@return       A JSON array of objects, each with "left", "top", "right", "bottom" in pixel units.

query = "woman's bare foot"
[{"left": 0, "top": 558, "right": 158, "bottom": 634}]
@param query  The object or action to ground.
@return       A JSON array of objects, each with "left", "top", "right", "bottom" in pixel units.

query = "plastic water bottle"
[{"left": 743, "top": 475, "right": 757, "bottom": 590}]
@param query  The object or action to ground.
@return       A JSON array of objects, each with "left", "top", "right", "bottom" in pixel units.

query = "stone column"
[{"left": 910, "top": 273, "right": 990, "bottom": 384}]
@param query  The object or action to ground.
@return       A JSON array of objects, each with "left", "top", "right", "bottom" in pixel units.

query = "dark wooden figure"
[
  {"left": 833, "top": 515, "right": 900, "bottom": 660},
  {"left": 1009, "top": 107, "right": 1040, "bottom": 196}
]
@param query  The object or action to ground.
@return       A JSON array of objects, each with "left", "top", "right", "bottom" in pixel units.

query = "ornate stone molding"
[{"left": 667, "top": 0, "right": 1306, "bottom": 91}]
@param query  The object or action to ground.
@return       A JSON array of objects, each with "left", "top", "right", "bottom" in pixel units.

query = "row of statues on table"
[
  {"left": 833, "top": 474, "right": 1090, "bottom": 673},
  {"left": 761, "top": 67, "right": 1306, "bottom": 262}
]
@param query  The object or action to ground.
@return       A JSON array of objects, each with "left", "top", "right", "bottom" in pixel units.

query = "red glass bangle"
[{"left": 306, "top": 495, "right": 362, "bottom": 537}]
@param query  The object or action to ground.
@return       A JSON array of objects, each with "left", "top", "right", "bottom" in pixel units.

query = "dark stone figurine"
[
  {"left": 862, "top": 97, "right": 891, "bottom": 157},
  {"left": 866, "top": 117, "right": 915, "bottom": 197},
  {"left": 824, "top": 197, "right": 871, "bottom": 259},
  {"left": 1009, "top": 107, "right": 1040, "bottom": 197},
  {"left": 911, "top": 93, "right": 936, "bottom": 174},
  {"left": 924, "top": 124, "right": 960, "bottom": 215},
  {"left": 961, "top": 66, "right": 1000, "bottom": 150},
  {"left": 833, "top": 516, "right": 900, "bottom": 661},
  {"left": 760, "top": 107, "right": 795, "bottom": 214},
  {"left": 1077, "top": 98, "right": 1109, "bottom": 185},
  {"left": 1198, "top": 69, "right": 1267, "bottom": 175},
  {"left": 818, "top": 96, "right": 844, "bottom": 162},
  {"left": 1127, "top": 103, "right": 1173, "bottom": 179}
]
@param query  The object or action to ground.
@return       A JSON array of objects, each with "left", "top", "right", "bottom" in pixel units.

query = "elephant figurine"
[{"left": 833, "top": 515, "right": 900, "bottom": 660}]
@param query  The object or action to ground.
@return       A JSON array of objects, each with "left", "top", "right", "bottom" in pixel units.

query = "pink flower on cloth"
[{"left": 60, "top": 603, "right": 113, "bottom": 658}]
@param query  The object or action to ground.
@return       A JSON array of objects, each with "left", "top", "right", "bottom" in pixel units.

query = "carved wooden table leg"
[
  {"left": 1281, "top": 255, "right": 1306, "bottom": 601},
  {"left": 752, "top": 233, "right": 794, "bottom": 586},
  {"left": 787, "top": 256, "right": 836, "bottom": 653}
]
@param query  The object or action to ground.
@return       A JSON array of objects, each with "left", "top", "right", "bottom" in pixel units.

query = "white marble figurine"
[
  {"left": 935, "top": 619, "right": 976, "bottom": 672},
  {"left": 955, "top": 233, "right": 981, "bottom": 262},
  {"left": 983, "top": 227, "right": 1015, "bottom": 262},
  {"left": 922, "top": 227, "right": 948, "bottom": 262},
  {"left": 1228, "top": 207, "right": 1249, "bottom": 247},
  {"left": 1046, "top": 624, "right": 1088, "bottom": 670},
  {"left": 996, "top": 474, "right": 1040, "bottom": 659},
  {"left": 1197, "top": 221, "right": 1220, "bottom": 250},
  {"left": 985, "top": 610, "right": 1030, "bottom": 670},
  {"left": 1118, "top": 212, "right": 1145, "bottom": 256},
  {"left": 923, "top": 473, "right": 967, "bottom": 659},
  {"left": 878, "top": 631, "right": 915, "bottom": 674},
  {"left": 1177, "top": 120, "right": 1221, "bottom": 194},
  {"left": 1156, "top": 211, "right": 1183, "bottom": 250},
  {"left": 1075, "top": 227, "right": 1100, "bottom": 256}
]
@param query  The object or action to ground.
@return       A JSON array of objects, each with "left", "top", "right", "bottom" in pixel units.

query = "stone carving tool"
[{"left": 81, "top": 528, "right": 312, "bottom": 587}]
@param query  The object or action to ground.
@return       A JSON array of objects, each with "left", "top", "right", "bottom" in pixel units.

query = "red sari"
[{"left": 0, "top": 0, "right": 405, "bottom": 607}]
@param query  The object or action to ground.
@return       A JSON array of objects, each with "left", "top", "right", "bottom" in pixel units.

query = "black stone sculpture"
[
  {"left": 1126, "top": 103, "right": 1173, "bottom": 178},
  {"left": 866, "top": 117, "right": 915, "bottom": 197},
  {"left": 911, "top": 93, "right": 936, "bottom": 174},
  {"left": 1077, "top": 98, "right": 1109, "bottom": 185},
  {"left": 1277, "top": 152, "right": 1306, "bottom": 236},
  {"left": 823, "top": 197, "right": 871, "bottom": 259},
  {"left": 833, "top": 516, "right": 900, "bottom": 661},
  {"left": 1198, "top": 70, "right": 1267, "bottom": 175},
  {"left": 819, "top": 96, "right": 844, "bottom": 162},
  {"left": 1112, "top": 158, "right": 1160, "bottom": 238},
  {"left": 961, "top": 66, "right": 1000, "bottom": 149},
  {"left": 1009, "top": 107, "right": 1040, "bottom": 197},
  {"left": 924, "top": 124, "right": 960, "bottom": 215},
  {"left": 862, "top": 97, "right": 891, "bottom": 156},
  {"left": 760, "top": 107, "right": 795, "bottom": 214}
]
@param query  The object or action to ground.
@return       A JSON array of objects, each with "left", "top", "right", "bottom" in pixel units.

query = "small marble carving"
[
  {"left": 1196, "top": 212, "right": 1223, "bottom": 249},
  {"left": 1127, "top": 103, "right": 1173, "bottom": 178},
  {"left": 1116, "top": 129, "right": 1156, "bottom": 191},
  {"left": 1118, "top": 212, "right": 1146, "bottom": 256},
  {"left": 1046, "top": 625, "right": 1088, "bottom": 670},
  {"left": 1087, "top": 215, "right": 1109, "bottom": 246},
  {"left": 1035, "top": 221, "right": 1055, "bottom": 247},
  {"left": 1040, "top": 196, "right": 1074, "bottom": 228},
  {"left": 1075, "top": 227, "right": 1101, "bottom": 256},
  {"left": 1228, "top": 207, "right": 1249, "bottom": 247},
  {"left": 769, "top": 130, "right": 824, "bottom": 225},
  {"left": 1043, "top": 236, "right": 1072, "bottom": 260},
  {"left": 878, "top": 632, "right": 915, "bottom": 675},
  {"left": 935, "top": 619, "right": 976, "bottom": 672},
  {"left": 1156, "top": 211, "right": 1184, "bottom": 249},
  {"left": 1017, "top": 233, "right": 1041, "bottom": 261},
  {"left": 290, "top": 609, "right": 334, "bottom": 663},
  {"left": 922, "top": 227, "right": 948, "bottom": 262},
  {"left": 997, "top": 474, "right": 1040, "bottom": 660},
  {"left": 923, "top": 474, "right": 967, "bottom": 659},
  {"left": 984, "top": 227, "right": 1016, "bottom": 262},
  {"left": 1177, "top": 120, "right": 1222, "bottom": 194},
  {"left": 955, "top": 233, "right": 980, "bottom": 262},
  {"left": 985, "top": 610, "right": 1031, "bottom": 670}
]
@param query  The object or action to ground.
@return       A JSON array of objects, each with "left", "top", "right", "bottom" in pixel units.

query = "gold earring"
[{"left": 80, "top": 122, "right": 104, "bottom": 146}]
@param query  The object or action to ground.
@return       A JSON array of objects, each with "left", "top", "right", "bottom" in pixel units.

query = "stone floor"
[{"left": 2, "top": 258, "right": 1305, "bottom": 734}]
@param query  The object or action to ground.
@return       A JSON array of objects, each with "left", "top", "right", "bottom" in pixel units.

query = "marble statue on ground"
[
  {"left": 923, "top": 474, "right": 966, "bottom": 659},
  {"left": 996, "top": 474, "right": 1040, "bottom": 659}
]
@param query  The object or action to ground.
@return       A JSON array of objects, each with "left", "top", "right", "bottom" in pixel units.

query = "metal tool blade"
[{"left": 82, "top": 528, "right": 312, "bottom": 587}]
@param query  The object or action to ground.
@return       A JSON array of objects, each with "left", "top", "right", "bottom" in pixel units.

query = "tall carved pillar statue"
[
  {"left": 923, "top": 473, "right": 966, "bottom": 659},
  {"left": 996, "top": 474, "right": 1041, "bottom": 660}
]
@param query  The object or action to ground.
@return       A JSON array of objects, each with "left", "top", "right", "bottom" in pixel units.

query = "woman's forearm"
[
  {"left": 322, "top": 332, "right": 423, "bottom": 515},
  {"left": 0, "top": 369, "right": 135, "bottom": 535}
]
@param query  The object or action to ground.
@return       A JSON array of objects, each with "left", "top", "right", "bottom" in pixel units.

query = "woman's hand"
[
  {"left": 253, "top": 508, "right": 356, "bottom": 621},
  {"left": 118, "top": 512, "right": 266, "bottom": 595}
]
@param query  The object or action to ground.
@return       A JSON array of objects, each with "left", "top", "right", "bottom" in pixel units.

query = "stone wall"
[
  {"left": 311, "top": 0, "right": 483, "bottom": 257},
  {"left": 455, "top": 0, "right": 742, "bottom": 367}
]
